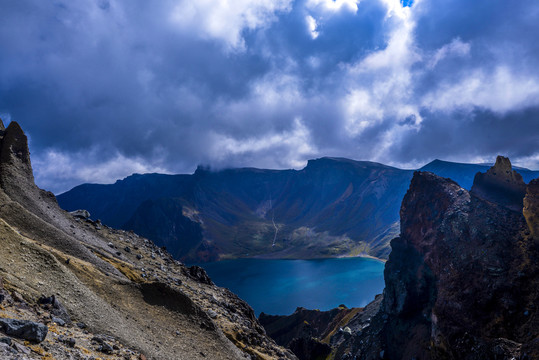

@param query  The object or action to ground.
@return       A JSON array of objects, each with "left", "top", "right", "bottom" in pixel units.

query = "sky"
[{"left": 1, "top": 0, "right": 538, "bottom": 194}]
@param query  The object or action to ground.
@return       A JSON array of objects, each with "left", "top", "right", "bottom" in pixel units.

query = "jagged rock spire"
[
  {"left": 0, "top": 121, "right": 32, "bottom": 166},
  {"left": 0, "top": 121, "right": 35, "bottom": 197},
  {"left": 471, "top": 155, "right": 527, "bottom": 211}
]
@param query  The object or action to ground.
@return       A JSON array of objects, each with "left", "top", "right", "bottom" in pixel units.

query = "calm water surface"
[{"left": 197, "top": 257, "right": 385, "bottom": 316}]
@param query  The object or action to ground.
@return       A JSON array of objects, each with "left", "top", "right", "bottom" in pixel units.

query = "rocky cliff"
[
  {"left": 331, "top": 157, "right": 539, "bottom": 359},
  {"left": 261, "top": 157, "right": 539, "bottom": 359},
  {"left": 0, "top": 119, "right": 296, "bottom": 359}
]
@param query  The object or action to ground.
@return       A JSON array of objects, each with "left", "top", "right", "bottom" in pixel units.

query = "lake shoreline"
[
  {"left": 211, "top": 253, "right": 387, "bottom": 264},
  {"left": 194, "top": 257, "right": 386, "bottom": 316}
]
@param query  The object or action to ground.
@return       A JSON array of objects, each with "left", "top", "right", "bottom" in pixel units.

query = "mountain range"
[{"left": 57, "top": 157, "right": 539, "bottom": 263}]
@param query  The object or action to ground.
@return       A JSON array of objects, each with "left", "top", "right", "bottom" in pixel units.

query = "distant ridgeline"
[{"left": 57, "top": 157, "right": 539, "bottom": 263}]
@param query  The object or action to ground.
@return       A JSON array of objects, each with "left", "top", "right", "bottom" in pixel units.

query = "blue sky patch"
[{"left": 401, "top": 0, "right": 414, "bottom": 7}]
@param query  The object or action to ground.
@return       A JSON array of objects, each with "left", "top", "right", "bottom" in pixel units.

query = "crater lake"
[{"left": 196, "top": 257, "right": 385, "bottom": 315}]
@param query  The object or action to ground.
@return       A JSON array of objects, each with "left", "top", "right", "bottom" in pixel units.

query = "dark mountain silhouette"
[{"left": 58, "top": 157, "right": 538, "bottom": 262}]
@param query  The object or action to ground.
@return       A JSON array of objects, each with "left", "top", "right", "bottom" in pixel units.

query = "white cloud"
[
  {"left": 428, "top": 37, "right": 471, "bottom": 69},
  {"left": 306, "top": 15, "right": 319, "bottom": 39},
  {"left": 205, "top": 70, "right": 317, "bottom": 169},
  {"left": 306, "top": 0, "right": 360, "bottom": 13},
  {"left": 512, "top": 153, "right": 539, "bottom": 171},
  {"left": 33, "top": 150, "right": 169, "bottom": 194},
  {"left": 219, "top": 71, "right": 303, "bottom": 121},
  {"left": 170, "top": 0, "right": 292, "bottom": 50},
  {"left": 342, "top": 0, "right": 421, "bottom": 136},
  {"left": 343, "top": 89, "right": 383, "bottom": 135},
  {"left": 421, "top": 66, "right": 539, "bottom": 113},
  {"left": 210, "top": 117, "right": 316, "bottom": 169}
]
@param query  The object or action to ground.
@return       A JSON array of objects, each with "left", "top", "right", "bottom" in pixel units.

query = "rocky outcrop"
[
  {"left": 259, "top": 305, "right": 361, "bottom": 349},
  {"left": 69, "top": 209, "right": 91, "bottom": 219},
  {"left": 0, "top": 318, "right": 48, "bottom": 343},
  {"left": 186, "top": 265, "right": 214, "bottom": 285},
  {"left": 260, "top": 298, "right": 383, "bottom": 360},
  {"left": 328, "top": 158, "right": 539, "bottom": 359},
  {"left": 471, "top": 155, "right": 527, "bottom": 211},
  {"left": 524, "top": 179, "right": 539, "bottom": 237},
  {"left": 0, "top": 121, "right": 33, "bottom": 177},
  {"left": 38, "top": 295, "right": 72, "bottom": 325}
]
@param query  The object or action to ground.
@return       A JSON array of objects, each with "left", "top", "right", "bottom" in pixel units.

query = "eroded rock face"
[
  {"left": 524, "top": 179, "right": 539, "bottom": 237},
  {"left": 259, "top": 305, "right": 361, "bottom": 349},
  {"left": 471, "top": 155, "right": 527, "bottom": 211},
  {"left": 0, "top": 120, "right": 33, "bottom": 179},
  {"left": 69, "top": 209, "right": 91, "bottom": 219},
  {"left": 332, "top": 159, "right": 539, "bottom": 359}
]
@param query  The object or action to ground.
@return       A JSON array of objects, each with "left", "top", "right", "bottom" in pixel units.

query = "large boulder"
[
  {"left": 0, "top": 318, "right": 48, "bottom": 343},
  {"left": 186, "top": 265, "right": 214, "bottom": 285},
  {"left": 38, "top": 295, "right": 72, "bottom": 325},
  {"left": 69, "top": 209, "right": 91, "bottom": 219}
]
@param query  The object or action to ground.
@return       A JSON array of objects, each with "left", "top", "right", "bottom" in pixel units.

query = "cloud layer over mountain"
[{"left": 1, "top": 0, "right": 538, "bottom": 193}]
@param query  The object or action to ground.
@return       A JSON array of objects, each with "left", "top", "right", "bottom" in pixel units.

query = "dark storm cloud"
[
  {"left": 391, "top": 107, "right": 539, "bottom": 164},
  {"left": 390, "top": 0, "right": 539, "bottom": 166},
  {"left": 0, "top": 0, "right": 538, "bottom": 193}
]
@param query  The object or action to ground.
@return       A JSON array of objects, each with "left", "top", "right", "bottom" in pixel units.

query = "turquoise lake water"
[{"left": 197, "top": 257, "right": 385, "bottom": 316}]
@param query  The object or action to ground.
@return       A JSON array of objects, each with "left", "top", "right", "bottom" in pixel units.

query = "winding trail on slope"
[{"left": 270, "top": 196, "right": 278, "bottom": 247}]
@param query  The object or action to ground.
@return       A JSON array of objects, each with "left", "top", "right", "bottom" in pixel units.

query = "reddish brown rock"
[
  {"left": 524, "top": 179, "right": 539, "bottom": 238},
  {"left": 331, "top": 160, "right": 539, "bottom": 359},
  {"left": 471, "top": 155, "right": 527, "bottom": 211}
]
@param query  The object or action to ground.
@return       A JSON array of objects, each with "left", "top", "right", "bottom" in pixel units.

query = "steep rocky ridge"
[
  {"left": 330, "top": 158, "right": 539, "bottom": 359},
  {"left": 260, "top": 157, "right": 539, "bottom": 359},
  {"left": 259, "top": 306, "right": 361, "bottom": 349},
  {"left": 0, "top": 119, "right": 295, "bottom": 359},
  {"left": 259, "top": 304, "right": 369, "bottom": 360},
  {"left": 58, "top": 158, "right": 539, "bottom": 263}
]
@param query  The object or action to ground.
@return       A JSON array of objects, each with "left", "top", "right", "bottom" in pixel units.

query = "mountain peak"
[
  {"left": 0, "top": 121, "right": 34, "bottom": 191},
  {"left": 471, "top": 155, "right": 527, "bottom": 211},
  {"left": 2, "top": 121, "right": 30, "bottom": 158}
]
